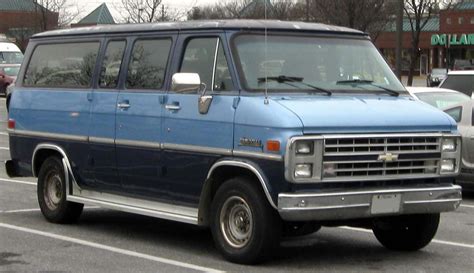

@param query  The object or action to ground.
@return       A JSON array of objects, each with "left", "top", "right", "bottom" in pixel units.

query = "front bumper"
[{"left": 278, "top": 184, "right": 462, "bottom": 221}]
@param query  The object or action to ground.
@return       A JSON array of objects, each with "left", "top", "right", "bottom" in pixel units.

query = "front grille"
[{"left": 323, "top": 136, "right": 441, "bottom": 181}]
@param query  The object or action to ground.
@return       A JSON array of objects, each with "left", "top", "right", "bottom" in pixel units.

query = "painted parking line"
[
  {"left": 0, "top": 132, "right": 8, "bottom": 135},
  {"left": 339, "top": 226, "right": 474, "bottom": 250},
  {"left": 0, "top": 147, "right": 9, "bottom": 150},
  {"left": 0, "top": 222, "right": 224, "bottom": 273},
  {"left": 0, "top": 177, "right": 36, "bottom": 186},
  {"left": 461, "top": 204, "right": 474, "bottom": 209}
]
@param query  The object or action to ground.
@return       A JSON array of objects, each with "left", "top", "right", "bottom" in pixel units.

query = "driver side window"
[{"left": 180, "top": 37, "right": 233, "bottom": 93}]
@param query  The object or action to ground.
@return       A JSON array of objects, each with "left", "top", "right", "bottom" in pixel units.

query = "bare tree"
[
  {"left": 309, "top": 0, "right": 396, "bottom": 37},
  {"left": 404, "top": 0, "right": 458, "bottom": 86},
  {"left": 119, "top": 0, "right": 186, "bottom": 23},
  {"left": 34, "top": 0, "right": 81, "bottom": 30}
]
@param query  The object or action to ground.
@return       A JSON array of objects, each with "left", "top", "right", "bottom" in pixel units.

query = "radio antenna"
[{"left": 264, "top": 0, "right": 269, "bottom": 105}]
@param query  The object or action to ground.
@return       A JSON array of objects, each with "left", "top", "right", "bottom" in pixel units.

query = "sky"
[{"left": 68, "top": 0, "right": 220, "bottom": 23}]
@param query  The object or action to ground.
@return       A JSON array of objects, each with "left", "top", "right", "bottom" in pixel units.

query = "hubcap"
[
  {"left": 219, "top": 196, "right": 253, "bottom": 248},
  {"left": 44, "top": 171, "right": 62, "bottom": 210}
]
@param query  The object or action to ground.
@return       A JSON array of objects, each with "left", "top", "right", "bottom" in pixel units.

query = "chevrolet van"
[{"left": 5, "top": 20, "right": 462, "bottom": 264}]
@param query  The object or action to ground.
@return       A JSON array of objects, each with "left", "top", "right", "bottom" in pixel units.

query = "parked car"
[
  {"left": 426, "top": 68, "right": 447, "bottom": 87},
  {"left": 406, "top": 86, "right": 470, "bottom": 109},
  {"left": 439, "top": 70, "right": 474, "bottom": 97},
  {"left": 443, "top": 100, "right": 474, "bottom": 192},
  {"left": 0, "top": 41, "right": 23, "bottom": 64},
  {"left": 0, "top": 64, "right": 19, "bottom": 96},
  {"left": 453, "top": 59, "right": 474, "bottom": 71},
  {"left": 5, "top": 20, "right": 462, "bottom": 264}
]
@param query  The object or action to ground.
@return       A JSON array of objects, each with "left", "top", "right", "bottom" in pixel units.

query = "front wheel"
[
  {"left": 372, "top": 213, "right": 440, "bottom": 251},
  {"left": 37, "top": 156, "right": 83, "bottom": 223},
  {"left": 210, "top": 177, "right": 281, "bottom": 264}
]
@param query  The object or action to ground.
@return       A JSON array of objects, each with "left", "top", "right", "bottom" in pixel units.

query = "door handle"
[
  {"left": 165, "top": 103, "right": 181, "bottom": 111},
  {"left": 117, "top": 101, "right": 130, "bottom": 109}
]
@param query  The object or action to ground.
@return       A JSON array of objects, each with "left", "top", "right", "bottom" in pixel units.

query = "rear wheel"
[
  {"left": 372, "top": 213, "right": 440, "bottom": 251},
  {"left": 210, "top": 177, "right": 281, "bottom": 264},
  {"left": 37, "top": 156, "right": 83, "bottom": 223}
]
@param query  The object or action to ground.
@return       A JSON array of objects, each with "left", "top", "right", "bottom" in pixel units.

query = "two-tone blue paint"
[{"left": 7, "top": 27, "right": 458, "bottom": 211}]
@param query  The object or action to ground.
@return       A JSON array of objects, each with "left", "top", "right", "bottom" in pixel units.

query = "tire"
[
  {"left": 37, "top": 156, "right": 83, "bottom": 223},
  {"left": 372, "top": 213, "right": 440, "bottom": 251},
  {"left": 282, "top": 221, "right": 321, "bottom": 237},
  {"left": 210, "top": 177, "right": 281, "bottom": 264}
]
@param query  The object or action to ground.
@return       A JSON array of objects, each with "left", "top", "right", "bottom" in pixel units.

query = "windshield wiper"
[
  {"left": 336, "top": 79, "right": 399, "bottom": 97},
  {"left": 258, "top": 75, "right": 332, "bottom": 96}
]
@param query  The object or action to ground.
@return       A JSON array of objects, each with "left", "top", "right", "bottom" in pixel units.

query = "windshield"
[
  {"left": 0, "top": 51, "right": 24, "bottom": 64},
  {"left": 1, "top": 66, "right": 20, "bottom": 77},
  {"left": 431, "top": 69, "right": 446, "bottom": 75},
  {"left": 440, "top": 75, "right": 474, "bottom": 96},
  {"left": 416, "top": 92, "right": 470, "bottom": 109},
  {"left": 233, "top": 34, "right": 405, "bottom": 93}
]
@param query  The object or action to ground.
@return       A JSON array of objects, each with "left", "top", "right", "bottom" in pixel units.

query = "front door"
[
  {"left": 162, "top": 34, "right": 237, "bottom": 206},
  {"left": 115, "top": 36, "right": 174, "bottom": 200}
]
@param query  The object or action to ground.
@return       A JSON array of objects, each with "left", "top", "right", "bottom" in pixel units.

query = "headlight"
[
  {"left": 440, "top": 159, "right": 455, "bottom": 173},
  {"left": 441, "top": 138, "right": 456, "bottom": 152},
  {"left": 294, "top": 164, "right": 312, "bottom": 178},
  {"left": 296, "top": 141, "right": 313, "bottom": 155}
]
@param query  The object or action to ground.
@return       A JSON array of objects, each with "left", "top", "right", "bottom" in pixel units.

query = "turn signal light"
[
  {"left": 266, "top": 140, "right": 280, "bottom": 152},
  {"left": 7, "top": 119, "right": 15, "bottom": 129}
]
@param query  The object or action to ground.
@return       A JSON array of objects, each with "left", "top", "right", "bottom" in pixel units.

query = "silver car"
[{"left": 443, "top": 100, "right": 474, "bottom": 191}]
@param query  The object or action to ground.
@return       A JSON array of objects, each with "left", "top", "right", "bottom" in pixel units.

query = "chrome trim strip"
[
  {"left": 232, "top": 150, "right": 283, "bottom": 161},
  {"left": 89, "top": 136, "right": 114, "bottom": 145},
  {"left": 403, "top": 198, "right": 462, "bottom": 205},
  {"left": 116, "top": 139, "right": 160, "bottom": 149},
  {"left": 68, "top": 191, "right": 198, "bottom": 225},
  {"left": 32, "top": 144, "right": 80, "bottom": 196},
  {"left": 206, "top": 160, "right": 277, "bottom": 209},
  {"left": 278, "top": 185, "right": 462, "bottom": 198},
  {"left": 163, "top": 143, "right": 232, "bottom": 156},
  {"left": 11, "top": 129, "right": 88, "bottom": 142},
  {"left": 280, "top": 203, "right": 370, "bottom": 211}
]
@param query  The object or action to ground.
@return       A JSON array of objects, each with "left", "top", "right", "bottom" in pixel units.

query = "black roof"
[{"left": 32, "top": 20, "right": 366, "bottom": 39}]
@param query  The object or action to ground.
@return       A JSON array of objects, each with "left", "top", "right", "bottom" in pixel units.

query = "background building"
[
  {"left": 0, "top": 0, "right": 58, "bottom": 50},
  {"left": 375, "top": 1, "right": 474, "bottom": 75},
  {"left": 71, "top": 3, "right": 115, "bottom": 28}
]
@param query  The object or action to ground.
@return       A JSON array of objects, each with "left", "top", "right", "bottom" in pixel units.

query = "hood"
[{"left": 274, "top": 95, "right": 456, "bottom": 134}]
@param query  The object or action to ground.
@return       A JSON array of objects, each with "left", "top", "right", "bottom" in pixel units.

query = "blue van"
[{"left": 5, "top": 20, "right": 462, "bottom": 264}]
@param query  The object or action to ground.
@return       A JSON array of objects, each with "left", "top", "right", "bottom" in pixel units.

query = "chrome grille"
[{"left": 323, "top": 136, "right": 441, "bottom": 180}]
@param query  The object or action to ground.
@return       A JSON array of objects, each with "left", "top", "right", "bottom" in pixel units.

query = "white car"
[
  {"left": 439, "top": 70, "right": 474, "bottom": 98},
  {"left": 406, "top": 86, "right": 470, "bottom": 110}
]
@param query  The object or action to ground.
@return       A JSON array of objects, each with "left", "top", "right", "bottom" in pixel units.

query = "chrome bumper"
[{"left": 278, "top": 185, "right": 462, "bottom": 221}]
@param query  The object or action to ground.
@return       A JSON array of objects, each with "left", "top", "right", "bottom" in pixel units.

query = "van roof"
[{"left": 32, "top": 20, "right": 366, "bottom": 39}]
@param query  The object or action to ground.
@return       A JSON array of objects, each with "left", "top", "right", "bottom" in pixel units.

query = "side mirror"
[{"left": 171, "top": 73, "right": 201, "bottom": 93}]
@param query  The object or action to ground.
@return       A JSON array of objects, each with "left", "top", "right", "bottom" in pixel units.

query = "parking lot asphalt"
[{"left": 0, "top": 97, "right": 473, "bottom": 272}]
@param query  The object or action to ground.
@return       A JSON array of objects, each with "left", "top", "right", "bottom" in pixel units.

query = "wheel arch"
[
  {"left": 198, "top": 159, "right": 277, "bottom": 226},
  {"left": 32, "top": 143, "right": 76, "bottom": 196}
]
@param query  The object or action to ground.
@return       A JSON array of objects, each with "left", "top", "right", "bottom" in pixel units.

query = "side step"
[{"left": 67, "top": 190, "right": 199, "bottom": 225}]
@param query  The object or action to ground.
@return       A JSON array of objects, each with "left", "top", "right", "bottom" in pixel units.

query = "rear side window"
[
  {"left": 24, "top": 42, "right": 100, "bottom": 88},
  {"left": 440, "top": 75, "right": 474, "bottom": 96},
  {"left": 99, "top": 41, "right": 126, "bottom": 88},
  {"left": 126, "top": 39, "right": 172, "bottom": 90}
]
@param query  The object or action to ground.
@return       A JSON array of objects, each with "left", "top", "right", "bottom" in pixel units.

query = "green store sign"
[{"left": 431, "top": 33, "right": 474, "bottom": 46}]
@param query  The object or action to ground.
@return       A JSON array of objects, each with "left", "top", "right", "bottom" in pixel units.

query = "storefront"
[{"left": 375, "top": 1, "right": 474, "bottom": 75}]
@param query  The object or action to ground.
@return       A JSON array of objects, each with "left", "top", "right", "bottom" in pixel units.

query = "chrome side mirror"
[{"left": 171, "top": 73, "right": 201, "bottom": 93}]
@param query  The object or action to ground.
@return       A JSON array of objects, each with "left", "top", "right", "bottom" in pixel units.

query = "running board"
[{"left": 67, "top": 190, "right": 198, "bottom": 225}]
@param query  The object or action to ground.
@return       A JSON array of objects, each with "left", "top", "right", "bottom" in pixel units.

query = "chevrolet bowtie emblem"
[{"left": 378, "top": 152, "right": 399, "bottom": 162}]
